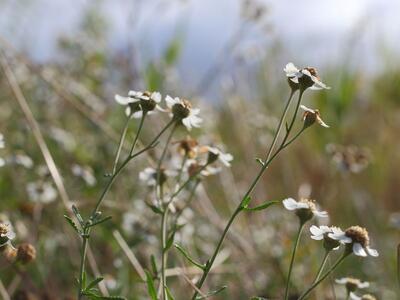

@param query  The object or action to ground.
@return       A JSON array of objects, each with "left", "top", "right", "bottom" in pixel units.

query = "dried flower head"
[
  {"left": 1, "top": 244, "right": 17, "bottom": 261},
  {"left": 0, "top": 222, "right": 16, "bottom": 246},
  {"left": 300, "top": 105, "right": 329, "bottom": 128},
  {"left": 205, "top": 146, "right": 233, "bottom": 167},
  {"left": 174, "top": 137, "right": 199, "bottom": 159},
  {"left": 336, "top": 277, "right": 369, "bottom": 293},
  {"left": 115, "top": 90, "right": 162, "bottom": 118},
  {"left": 283, "top": 198, "right": 328, "bottom": 224},
  {"left": 284, "top": 63, "right": 330, "bottom": 91},
  {"left": 329, "top": 225, "right": 378, "bottom": 257},
  {"left": 17, "top": 243, "right": 36, "bottom": 264},
  {"left": 165, "top": 96, "right": 202, "bottom": 130},
  {"left": 310, "top": 225, "right": 343, "bottom": 251}
]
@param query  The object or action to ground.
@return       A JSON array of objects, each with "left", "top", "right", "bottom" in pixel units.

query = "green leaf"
[
  {"left": 150, "top": 255, "right": 158, "bottom": 277},
  {"left": 145, "top": 270, "right": 157, "bottom": 300},
  {"left": 165, "top": 286, "right": 176, "bottom": 300},
  {"left": 72, "top": 204, "right": 85, "bottom": 226},
  {"left": 195, "top": 286, "right": 227, "bottom": 299},
  {"left": 174, "top": 244, "right": 205, "bottom": 270},
  {"left": 85, "top": 277, "right": 104, "bottom": 291},
  {"left": 146, "top": 202, "right": 163, "bottom": 215},
  {"left": 242, "top": 200, "right": 279, "bottom": 212},
  {"left": 64, "top": 215, "right": 81, "bottom": 233},
  {"left": 82, "top": 271, "right": 87, "bottom": 290},
  {"left": 164, "top": 231, "right": 175, "bottom": 251},
  {"left": 240, "top": 196, "right": 252, "bottom": 209},
  {"left": 87, "top": 216, "right": 112, "bottom": 228}
]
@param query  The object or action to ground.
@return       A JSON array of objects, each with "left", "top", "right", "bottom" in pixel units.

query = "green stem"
[
  {"left": 129, "top": 112, "right": 147, "bottom": 156},
  {"left": 298, "top": 252, "right": 349, "bottom": 300},
  {"left": 112, "top": 116, "right": 131, "bottom": 175},
  {"left": 284, "top": 222, "right": 305, "bottom": 300},
  {"left": 77, "top": 118, "right": 174, "bottom": 299},
  {"left": 312, "top": 250, "right": 330, "bottom": 284},
  {"left": 190, "top": 90, "right": 305, "bottom": 300}
]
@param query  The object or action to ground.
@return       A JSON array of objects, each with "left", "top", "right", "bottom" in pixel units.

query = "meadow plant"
[{"left": 59, "top": 62, "right": 381, "bottom": 300}]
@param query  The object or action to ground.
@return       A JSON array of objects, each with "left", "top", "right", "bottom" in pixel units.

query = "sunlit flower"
[
  {"left": 310, "top": 225, "right": 343, "bottom": 250},
  {"left": 0, "top": 222, "right": 16, "bottom": 246},
  {"left": 283, "top": 198, "right": 328, "bottom": 223},
  {"left": 350, "top": 293, "right": 377, "bottom": 300},
  {"left": 300, "top": 105, "right": 329, "bottom": 128},
  {"left": 26, "top": 181, "right": 57, "bottom": 204},
  {"left": 284, "top": 63, "right": 330, "bottom": 90},
  {"left": 205, "top": 146, "right": 233, "bottom": 167},
  {"left": 165, "top": 95, "right": 202, "bottom": 130},
  {"left": 329, "top": 226, "right": 378, "bottom": 257},
  {"left": 335, "top": 277, "right": 369, "bottom": 293},
  {"left": 115, "top": 90, "right": 162, "bottom": 118}
]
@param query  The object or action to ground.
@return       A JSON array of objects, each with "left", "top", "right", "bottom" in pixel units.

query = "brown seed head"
[
  {"left": 345, "top": 226, "right": 370, "bottom": 247},
  {"left": 295, "top": 198, "right": 316, "bottom": 223},
  {"left": 176, "top": 138, "right": 198, "bottom": 158},
  {"left": 172, "top": 99, "right": 192, "bottom": 119},
  {"left": 344, "top": 277, "right": 363, "bottom": 292},
  {"left": 17, "top": 243, "right": 36, "bottom": 264}
]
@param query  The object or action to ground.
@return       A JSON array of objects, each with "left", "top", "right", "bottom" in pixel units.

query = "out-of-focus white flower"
[
  {"left": 336, "top": 277, "right": 369, "bottom": 293},
  {"left": 329, "top": 226, "right": 378, "bottom": 257},
  {"left": 71, "top": 164, "right": 96, "bottom": 186},
  {"left": 284, "top": 63, "right": 330, "bottom": 90},
  {"left": 115, "top": 90, "right": 162, "bottom": 118},
  {"left": 300, "top": 105, "right": 329, "bottom": 128},
  {"left": 7, "top": 154, "right": 34, "bottom": 169},
  {"left": 139, "top": 167, "right": 175, "bottom": 186},
  {"left": 0, "top": 222, "right": 16, "bottom": 245},
  {"left": 283, "top": 198, "right": 328, "bottom": 223},
  {"left": 165, "top": 95, "right": 202, "bottom": 130},
  {"left": 205, "top": 146, "right": 233, "bottom": 167},
  {"left": 26, "top": 181, "right": 57, "bottom": 204},
  {"left": 310, "top": 225, "right": 345, "bottom": 250},
  {"left": 349, "top": 293, "right": 376, "bottom": 300},
  {"left": 0, "top": 133, "right": 4, "bottom": 148}
]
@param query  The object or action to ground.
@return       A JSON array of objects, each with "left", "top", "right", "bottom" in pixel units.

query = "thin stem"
[
  {"left": 298, "top": 252, "right": 349, "bottom": 300},
  {"left": 345, "top": 291, "right": 350, "bottom": 300},
  {"left": 190, "top": 90, "right": 305, "bottom": 300},
  {"left": 129, "top": 112, "right": 147, "bottom": 156},
  {"left": 284, "top": 222, "right": 305, "bottom": 300},
  {"left": 111, "top": 116, "right": 131, "bottom": 175},
  {"left": 77, "top": 118, "right": 175, "bottom": 299},
  {"left": 312, "top": 250, "right": 330, "bottom": 284}
]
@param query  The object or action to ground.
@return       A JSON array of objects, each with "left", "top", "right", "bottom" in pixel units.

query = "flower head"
[
  {"left": 284, "top": 63, "right": 330, "bottom": 91},
  {"left": 0, "top": 222, "right": 16, "bottom": 246},
  {"left": 283, "top": 198, "right": 328, "bottom": 224},
  {"left": 205, "top": 146, "right": 233, "bottom": 167},
  {"left": 115, "top": 90, "right": 162, "bottom": 118},
  {"left": 187, "top": 161, "right": 221, "bottom": 178},
  {"left": 139, "top": 167, "right": 174, "bottom": 186},
  {"left": 336, "top": 277, "right": 369, "bottom": 293},
  {"left": 310, "top": 225, "right": 343, "bottom": 251},
  {"left": 27, "top": 181, "right": 57, "bottom": 204},
  {"left": 329, "top": 225, "right": 378, "bottom": 257},
  {"left": 165, "top": 96, "right": 202, "bottom": 130},
  {"left": 174, "top": 137, "right": 199, "bottom": 159},
  {"left": 300, "top": 105, "right": 329, "bottom": 128},
  {"left": 16, "top": 243, "right": 36, "bottom": 264}
]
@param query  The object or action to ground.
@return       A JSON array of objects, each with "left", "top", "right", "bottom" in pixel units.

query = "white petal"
[
  {"left": 311, "top": 234, "right": 324, "bottom": 240},
  {"left": 314, "top": 210, "right": 328, "bottom": 218},
  {"left": 335, "top": 278, "right": 347, "bottom": 284},
  {"left": 182, "top": 117, "right": 192, "bottom": 131},
  {"left": 284, "top": 63, "right": 299, "bottom": 77},
  {"left": 132, "top": 111, "right": 143, "bottom": 119},
  {"left": 310, "top": 225, "right": 323, "bottom": 236},
  {"left": 115, "top": 94, "right": 132, "bottom": 105},
  {"left": 125, "top": 106, "right": 132, "bottom": 117},
  {"left": 366, "top": 247, "right": 379, "bottom": 257},
  {"left": 353, "top": 243, "right": 367, "bottom": 257},
  {"left": 165, "top": 95, "right": 178, "bottom": 108},
  {"left": 358, "top": 282, "right": 370, "bottom": 289},
  {"left": 349, "top": 292, "right": 361, "bottom": 300},
  {"left": 282, "top": 198, "right": 300, "bottom": 210},
  {"left": 151, "top": 92, "right": 162, "bottom": 103},
  {"left": 300, "top": 105, "right": 315, "bottom": 113}
]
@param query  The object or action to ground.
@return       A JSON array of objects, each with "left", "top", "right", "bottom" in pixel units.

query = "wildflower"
[
  {"left": 16, "top": 243, "right": 36, "bottom": 264},
  {"left": 329, "top": 226, "right": 378, "bottom": 257},
  {"left": 310, "top": 225, "right": 342, "bottom": 251},
  {"left": 26, "top": 181, "right": 57, "bottom": 204},
  {"left": 7, "top": 154, "right": 34, "bottom": 169},
  {"left": 187, "top": 161, "right": 220, "bottom": 178},
  {"left": 115, "top": 90, "right": 162, "bottom": 118},
  {"left": 284, "top": 63, "right": 330, "bottom": 91},
  {"left": 165, "top": 95, "right": 202, "bottom": 130},
  {"left": 350, "top": 293, "right": 377, "bottom": 300},
  {"left": 139, "top": 167, "right": 175, "bottom": 186},
  {"left": 205, "top": 146, "right": 233, "bottom": 167},
  {"left": 174, "top": 137, "right": 199, "bottom": 158},
  {"left": 300, "top": 105, "right": 329, "bottom": 128},
  {"left": 335, "top": 277, "right": 369, "bottom": 293},
  {"left": 283, "top": 198, "right": 328, "bottom": 224},
  {"left": 0, "top": 222, "right": 16, "bottom": 246}
]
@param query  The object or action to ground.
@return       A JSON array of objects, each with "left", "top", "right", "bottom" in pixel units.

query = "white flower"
[
  {"left": 284, "top": 63, "right": 330, "bottom": 90},
  {"left": 7, "top": 154, "right": 34, "bottom": 169},
  {"left": 115, "top": 90, "right": 162, "bottom": 118},
  {"left": 283, "top": 198, "right": 328, "bottom": 217},
  {"left": 139, "top": 167, "right": 175, "bottom": 186},
  {"left": 26, "top": 181, "right": 58, "bottom": 204},
  {"left": 300, "top": 105, "right": 329, "bottom": 128},
  {"left": 0, "top": 222, "right": 16, "bottom": 244},
  {"left": 71, "top": 164, "right": 97, "bottom": 186},
  {"left": 329, "top": 226, "right": 378, "bottom": 257},
  {"left": 336, "top": 277, "right": 370, "bottom": 292},
  {"left": 205, "top": 146, "right": 233, "bottom": 167},
  {"left": 165, "top": 95, "right": 202, "bottom": 130}
]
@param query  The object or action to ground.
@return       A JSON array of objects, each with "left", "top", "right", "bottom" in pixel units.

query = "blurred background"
[{"left": 1, "top": 0, "right": 400, "bottom": 299}]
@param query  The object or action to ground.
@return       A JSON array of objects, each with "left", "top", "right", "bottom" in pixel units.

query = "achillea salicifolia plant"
[{"left": 64, "top": 64, "right": 379, "bottom": 300}]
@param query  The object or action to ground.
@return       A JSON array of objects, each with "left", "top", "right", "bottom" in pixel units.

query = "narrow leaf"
[
  {"left": 240, "top": 196, "right": 252, "bottom": 209},
  {"left": 174, "top": 244, "right": 204, "bottom": 270},
  {"left": 243, "top": 201, "right": 279, "bottom": 212},
  {"left": 165, "top": 286, "right": 176, "bottom": 300},
  {"left": 255, "top": 158, "right": 264, "bottom": 166},
  {"left": 72, "top": 204, "right": 84, "bottom": 226},
  {"left": 85, "top": 277, "right": 104, "bottom": 291},
  {"left": 64, "top": 215, "right": 81, "bottom": 233},
  {"left": 150, "top": 254, "right": 158, "bottom": 277},
  {"left": 196, "top": 286, "right": 227, "bottom": 299},
  {"left": 87, "top": 216, "right": 112, "bottom": 228},
  {"left": 164, "top": 231, "right": 175, "bottom": 251},
  {"left": 146, "top": 202, "right": 163, "bottom": 215},
  {"left": 145, "top": 270, "right": 157, "bottom": 300}
]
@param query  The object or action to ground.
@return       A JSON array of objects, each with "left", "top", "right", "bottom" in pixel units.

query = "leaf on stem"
[
  {"left": 145, "top": 270, "right": 158, "bottom": 300},
  {"left": 85, "top": 277, "right": 104, "bottom": 291},
  {"left": 150, "top": 254, "right": 158, "bottom": 277},
  {"left": 87, "top": 216, "right": 112, "bottom": 228},
  {"left": 255, "top": 158, "right": 265, "bottom": 166},
  {"left": 165, "top": 286, "right": 176, "bottom": 300},
  {"left": 174, "top": 244, "right": 205, "bottom": 270},
  {"left": 146, "top": 202, "right": 163, "bottom": 215},
  {"left": 64, "top": 215, "right": 81, "bottom": 233},
  {"left": 164, "top": 231, "right": 176, "bottom": 251},
  {"left": 240, "top": 196, "right": 252, "bottom": 209},
  {"left": 195, "top": 286, "right": 227, "bottom": 299},
  {"left": 72, "top": 204, "right": 85, "bottom": 227},
  {"left": 242, "top": 200, "right": 280, "bottom": 212}
]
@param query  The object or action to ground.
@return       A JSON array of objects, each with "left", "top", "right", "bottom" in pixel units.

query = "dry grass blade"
[{"left": 0, "top": 279, "right": 10, "bottom": 300}]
